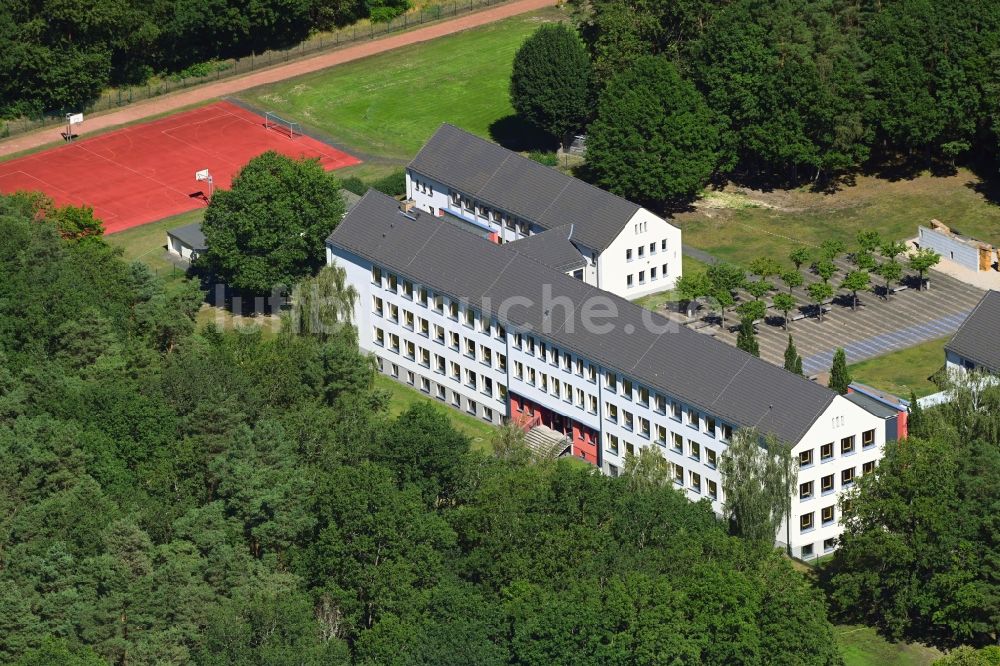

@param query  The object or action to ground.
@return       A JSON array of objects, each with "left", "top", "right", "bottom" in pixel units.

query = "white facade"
[
  {"left": 784, "top": 397, "right": 885, "bottom": 558},
  {"left": 406, "top": 170, "right": 680, "bottom": 298},
  {"left": 167, "top": 234, "right": 197, "bottom": 260},
  {"left": 328, "top": 241, "right": 886, "bottom": 557}
]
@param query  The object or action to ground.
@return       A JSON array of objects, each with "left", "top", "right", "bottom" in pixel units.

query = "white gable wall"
[{"left": 597, "top": 209, "right": 682, "bottom": 299}]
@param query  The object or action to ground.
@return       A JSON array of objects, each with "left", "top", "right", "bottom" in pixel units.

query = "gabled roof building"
[
  {"left": 405, "top": 124, "right": 682, "bottom": 298},
  {"left": 946, "top": 290, "right": 1000, "bottom": 375},
  {"left": 327, "top": 190, "right": 887, "bottom": 559}
]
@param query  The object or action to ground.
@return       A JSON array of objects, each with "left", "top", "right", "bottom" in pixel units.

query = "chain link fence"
[{"left": 0, "top": 0, "right": 509, "bottom": 140}]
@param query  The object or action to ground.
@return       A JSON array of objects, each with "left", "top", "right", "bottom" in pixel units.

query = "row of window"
[
  {"left": 626, "top": 264, "right": 669, "bottom": 288},
  {"left": 371, "top": 269, "right": 507, "bottom": 339},
  {"left": 607, "top": 433, "right": 718, "bottom": 471},
  {"left": 513, "top": 361, "right": 600, "bottom": 413},
  {"left": 512, "top": 333, "right": 599, "bottom": 381},
  {"left": 799, "top": 461, "right": 876, "bottom": 503},
  {"left": 798, "top": 431, "right": 876, "bottom": 467},
  {"left": 625, "top": 239, "right": 668, "bottom": 262},
  {"left": 374, "top": 327, "right": 508, "bottom": 402},
  {"left": 383, "top": 360, "right": 496, "bottom": 423},
  {"left": 801, "top": 538, "right": 838, "bottom": 559},
  {"left": 605, "top": 390, "right": 732, "bottom": 442},
  {"left": 448, "top": 189, "right": 532, "bottom": 235}
]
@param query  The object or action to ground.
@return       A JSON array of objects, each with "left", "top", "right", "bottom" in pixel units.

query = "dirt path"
[{"left": 0, "top": 0, "right": 557, "bottom": 158}]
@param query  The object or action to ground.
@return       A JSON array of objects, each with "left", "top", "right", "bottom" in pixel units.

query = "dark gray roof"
[
  {"left": 945, "top": 290, "right": 1000, "bottom": 372},
  {"left": 407, "top": 124, "right": 641, "bottom": 252},
  {"left": 328, "top": 191, "right": 838, "bottom": 444},
  {"left": 506, "top": 226, "right": 586, "bottom": 272},
  {"left": 167, "top": 222, "right": 206, "bottom": 251},
  {"left": 845, "top": 391, "right": 899, "bottom": 420}
]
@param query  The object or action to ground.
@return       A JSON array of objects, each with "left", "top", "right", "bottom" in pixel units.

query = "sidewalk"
[{"left": 0, "top": 0, "right": 557, "bottom": 158}]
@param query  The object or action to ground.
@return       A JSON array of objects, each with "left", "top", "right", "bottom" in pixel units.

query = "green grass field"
[
  {"left": 375, "top": 373, "right": 495, "bottom": 450},
  {"left": 241, "top": 7, "right": 564, "bottom": 161},
  {"left": 678, "top": 171, "right": 1000, "bottom": 269},
  {"left": 848, "top": 337, "right": 948, "bottom": 398},
  {"left": 634, "top": 255, "right": 712, "bottom": 311},
  {"left": 106, "top": 208, "right": 204, "bottom": 279},
  {"left": 835, "top": 625, "right": 942, "bottom": 666}
]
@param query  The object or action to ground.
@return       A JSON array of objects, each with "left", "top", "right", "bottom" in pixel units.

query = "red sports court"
[{"left": 0, "top": 101, "right": 360, "bottom": 234}]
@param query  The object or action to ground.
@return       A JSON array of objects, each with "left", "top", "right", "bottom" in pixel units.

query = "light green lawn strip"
[
  {"left": 848, "top": 337, "right": 948, "bottom": 398},
  {"left": 835, "top": 624, "right": 942, "bottom": 666},
  {"left": 241, "top": 8, "right": 564, "bottom": 160}
]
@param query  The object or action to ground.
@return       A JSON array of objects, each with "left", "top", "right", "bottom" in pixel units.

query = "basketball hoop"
[
  {"left": 64, "top": 112, "right": 83, "bottom": 142},
  {"left": 195, "top": 168, "right": 214, "bottom": 199}
]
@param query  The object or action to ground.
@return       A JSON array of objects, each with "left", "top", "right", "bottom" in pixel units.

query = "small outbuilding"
[{"left": 167, "top": 222, "right": 207, "bottom": 261}]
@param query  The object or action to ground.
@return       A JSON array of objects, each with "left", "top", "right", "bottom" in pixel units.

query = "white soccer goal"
[{"left": 264, "top": 112, "right": 301, "bottom": 139}]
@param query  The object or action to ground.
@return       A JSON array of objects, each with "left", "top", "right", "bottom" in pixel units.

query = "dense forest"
[
  {"left": 0, "top": 190, "right": 848, "bottom": 663},
  {"left": 0, "top": 0, "right": 409, "bottom": 119},
  {"left": 509, "top": 0, "right": 1000, "bottom": 203}
]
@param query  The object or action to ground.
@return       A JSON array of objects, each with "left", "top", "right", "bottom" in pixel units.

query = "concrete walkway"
[{"left": 0, "top": 0, "right": 557, "bottom": 159}]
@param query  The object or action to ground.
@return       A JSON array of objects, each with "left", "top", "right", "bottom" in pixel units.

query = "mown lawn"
[
  {"left": 835, "top": 625, "right": 942, "bottom": 666},
  {"left": 106, "top": 208, "right": 204, "bottom": 280},
  {"left": 848, "top": 336, "right": 948, "bottom": 398},
  {"left": 374, "top": 373, "right": 495, "bottom": 451},
  {"left": 677, "top": 170, "right": 1000, "bottom": 269},
  {"left": 241, "top": 7, "right": 564, "bottom": 161}
]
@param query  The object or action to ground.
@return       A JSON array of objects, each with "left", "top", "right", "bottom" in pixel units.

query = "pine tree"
[
  {"left": 907, "top": 390, "right": 925, "bottom": 438},
  {"left": 794, "top": 356, "right": 803, "bottom": 376},
  {"left": 783, "top": 335, "right": 799, "bottom": 373},
  {"left": 737, "top": 317, "right": 760, "bottom": 357},
  {"left": 829, "top": 348, "right": 851, "bottom": 394}
]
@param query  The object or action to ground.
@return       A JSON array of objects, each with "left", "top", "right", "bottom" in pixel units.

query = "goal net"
[{"left": 264, "top": 112, "right": 301, "bottom": 139}]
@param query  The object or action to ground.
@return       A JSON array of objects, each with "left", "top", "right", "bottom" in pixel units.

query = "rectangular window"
[
  {"left": 420, "top": 376, "right": 430, "bottom": 393},
  {"left": 821, "top": 443, "right": 834, "bottom": 460},
  {"left": 575, "top": 359, "right": 584, "bottom": 376},
  {"left": 673, "top": 464, "right": 684, "bottom": 485},
  {"left": 720, "top": 424, "right": 732, "bottom": 441},
  {"left": 372, "top": 296, "right": 383, "bottom": 316},
  {"left": 638, "top": 270, "right": 645, "bottom": 284},
  {"left": 799, "top": 449, "right": 813, "bottom": 467},
  {"left": 623, "top": 411, "right": 633, "bottom": 431},
  {"left": 661, "top": 239, "right": 667, "bottom": 251},
  {"left": 655, "top": 395, "right": 666, "bottom": 414},
  {"left": 577, "top": 388, "right": 586, "bottom": 409},
  {"left": 823, "top": 538, "right": 835, "bottom": 552},
  {"left": 436, "top": 384, "right": 446, "bottom": 400},
  {"left": 638, "top": 246, "right": 645, "bottom": 258},
  {"left": 863, "top": 460, "right": 875, "bottom": 475},
  {"left": 841, "top": 436, "right": 855, "bottom": 455},
  {"left": 649, "top": 242, "right": 656, "bottom": 254},
  {"left": 388, "top": 303, "right": 398, "bottom": 323},
  {"left": 671, "top": 402, "right": 682, "bottom": 420},
  {"left": 627, "top": 274, "right": 634, "bottom": 288},
  {"left": 800, "top": 512, "right": 814, "bottom": 532},
  {"left": 656, "top": 425, "right": 667, "bottom": 446},
  {"left": 708, "top": 479, "right": 718, "bottom": 500},
  {"left": 689, "top": 440, "right": 700, "bottom": 461},
  {"left": 406, "top": 370, "right": 414, "bottom": 385},
  {"left": 402, "top": 280, "right": 413, "bottom": 299},
  {"left": 687, "top": 409, "right": 698, "bottom": 428},
  {"left": 800, "top": 481, "right": 814, "bottom": 500},
  {"left": 822, "top": 505, "right": 835, "bottom": 525},
  {"left": 622, "top": 378, "right": 633, "bottom": 399},
  {"left": 626, "top": 248, "right": 633, "bottom": 261},
  {"left": 434, "top": 325, "right": 445, "bottom": 344},
  {"left": 418, "top": 287, "right": 428, "bottom": 306},
  {"left": 589, "top": 395, "right": 598, "bottom": 414},
  {"left": 662, "top": 263, "right": 668, "bottom": 277},
  {"left": 650, "top": 266, "right": 658, "bottom": 280},
  {"left": 606, "top": 403, "right": 618, "bottom": 423},
  {"left": 821, "top": 474, "right": 834, "bottom": 493},
  {"left": 482, "top": 377, "right": 493, "bottom": 398},
  {"left": 435, "top": 355, "right": 445, "bottom": 374},
  {"left": 372, "top": 266, "right": 382, "bottom": 285},
  {"left": 465, "top": 309, "right": 476, "bottom": 329},
  {"left": 373, "top": 327, "right": 384, "bottom": 346},
  {"left": 690, "top": 471, "right": 701, "bottom": 493},
  {"left": 498, "top": 383, "right": 507, "bottom": 400},
  {"left": 449, "top": 301, "right": 458, "bottom": 319},
  {"left": 528, "top": 368, "right": 536, "bottom": 385},
  {"left": 608, "top": 434, "right": 619, "bottom": 455},
  {"left": 483, "top": 407, "right": 493, "bottom": 422},
  {"left": 625, "top": 442, "right": 635, "bottom": 457},
  {"left": 862, "top": 429, "right": 875, "bottom": 448},
  {"left": 842, "top": 467, "right": 855, "bottom": 486},
  {"left": 404, "top": 341, "right": 415, "bottom": 360},
  {"left": 563, "top": 381, "right": 572, "bottom": 403},
  {"left": 527, "top": 337, "right": 535, "bottom": 355},
  {"left": 450, "top": 362, "right": 460, "bottom": 381},
  {"left": 481, "top": 347, "right": 492, "bottom": 366},
  {"left": 420, "top": 347, "right": 430, "bottom": 367},
  {"left": 706, "top": 448, "right": 717, "bottom": 468},
  {"left": 403, "top": 310, "right": 414, "bottom": 330},
  {"left": 639, "top": 417, "right": 650, "bottom": 438},
  {"left": 466, "top": 398, "right": 477, "bottom": 415},
  {"left": 802, "top": 543, "right": 814, "bottom": 558},
  {"left": 706, "top": 417, "right": 716, "bottom": 437},
  {"left": 388, "top": 274, "right": 398, "bottom": 292},
  {"left": 418, "top": 318, "right": 429, "bottom": 337},
  {"left": 606, "top": 372, "right": 617, "bottom": 392},
  {"left": 514, "top": 361, "right": 523, "bottom": 380},
  {"left": 587, "top": 365, "right": 596, "bottom": 383},
  {"left": 466, "top": 369, "right": 477, "bottom": 390},
  {"left": 465, "top": 338, "right": 476, "bottom": 358},
  {"left": 449, "top": 332, "right": 460, "bottom": 350},
  {"left": 434, "top": 295, "right": 444, "bottom": 313},
  {"left": 672, "top": 433, "right": 683, "bottom": 453}
]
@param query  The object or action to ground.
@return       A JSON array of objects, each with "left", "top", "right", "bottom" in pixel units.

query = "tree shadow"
[{"left": 488, "top": 115, "right": 557, "bottom": 153}]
